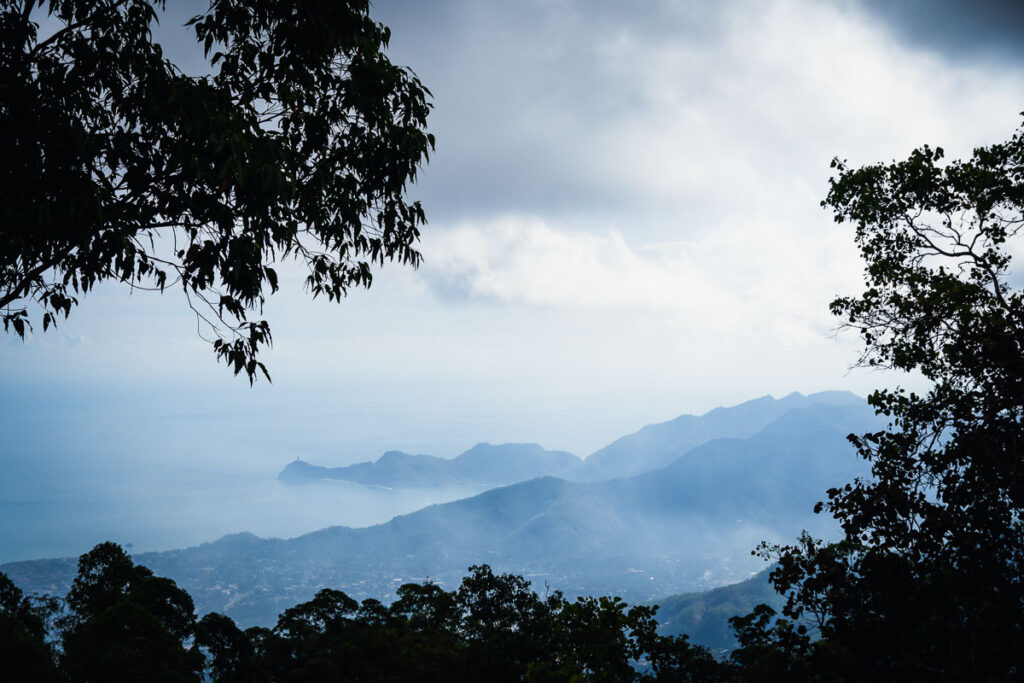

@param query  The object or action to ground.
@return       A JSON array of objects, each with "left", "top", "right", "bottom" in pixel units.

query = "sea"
[{"left": 0, "top": 379, "right": 495, "bottom": 564}]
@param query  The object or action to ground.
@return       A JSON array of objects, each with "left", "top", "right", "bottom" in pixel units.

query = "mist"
[{"left": 0, "top": 378, "right": 495, "bottom": 564}]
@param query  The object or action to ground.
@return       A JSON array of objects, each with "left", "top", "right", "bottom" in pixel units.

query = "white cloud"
[
  {"left": 580, "top": 0, "right": 1024, "bottom": 224},
  {"left": 423, "top": 217, "right": 738, "bottom": 319},
  {"left": 402, "top": 0, "right": 1024, "bottom": 234},
  {"left": 7, "top": 0, "right": 1022, "bottom": 451},
  {"left": 420, "top": 213, "right": 865, "bottom": 351}
]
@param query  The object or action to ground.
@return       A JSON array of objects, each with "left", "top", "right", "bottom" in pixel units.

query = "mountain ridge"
[
  {"left": 573, "top": 390, "right": 864, "bottom": 481},
  {"left": 279, "top": 391, "right": 865, "bottom": 490},
  {"left": 4, "top": 395, "right": 879, "bottom": 627},
  {"left": 279, "top": 442, "right": 581, "bottom": 488}
]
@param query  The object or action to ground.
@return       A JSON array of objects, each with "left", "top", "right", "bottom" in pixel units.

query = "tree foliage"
[
  {"left": 0, "top": 570, "right": 60, "bottom": 682},
  {"left": 0, "top": 0, "right": 433, "bottom": 381},
  {"left": 59, "top": 542, "right": 203, "bottom": 682},
  {"left": 0, "top": 545, "right": 731, "bottom": 682},
  {"left": 747, "top": 121, "right": 1024, "bottom": 679}
]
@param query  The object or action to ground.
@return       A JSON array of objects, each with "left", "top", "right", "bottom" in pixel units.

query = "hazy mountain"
[
  {"left": 279, "top": 442, "right": 582, "bottom": 488},
  {"left": 279, "top": 393, "right": 863, "bottom": 491},
  {"left": 572, "top": 390, "right": 865, "bottom": 481},
  {"left": 4, "top": 399, "right": 879, "bottom": 627},
  {"left": 654, "top": 568, "right": 783, "bottom": 654}
]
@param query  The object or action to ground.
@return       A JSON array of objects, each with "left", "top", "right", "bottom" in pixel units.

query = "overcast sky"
[{"left": 5, "top": 0, "right": 1024, "bottom": 459}]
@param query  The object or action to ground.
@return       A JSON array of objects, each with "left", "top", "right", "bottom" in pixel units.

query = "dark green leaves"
[
  {"left": 758, "top": 118, "right": 1024, "bottom": 679},
  {"left": 60, "top": 542, "right": 204, "bottom": 682},
  {"left": 1, "top": 0, "right": 433, "bottom": 382}
]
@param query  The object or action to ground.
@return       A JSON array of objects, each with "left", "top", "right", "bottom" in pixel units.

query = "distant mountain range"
[
  {"left": 572, "top": 390, "right": 865, "bottom": 481},
  {"left": 4, "top": 392, "right": 880, "bottom": 632},
  {"left": 280, "top": 391, "right": 867, "bottom": 488},
  {"left": 280, "top": 442, "right": 581, "bottom": 488}
]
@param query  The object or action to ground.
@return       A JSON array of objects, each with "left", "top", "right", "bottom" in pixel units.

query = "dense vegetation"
[
  {"left": 655, "top": 570, "right": 783, "bottom": 655},
  {"left": 724, "top": 125, "right": 1024, "bottom": 679},
  {"left": 1, "top": 542, "right": 741, "bottom": 682}
]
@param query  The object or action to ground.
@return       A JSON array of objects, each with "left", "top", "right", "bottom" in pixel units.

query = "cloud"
[
  {"left": 395, "top": 0, "right": 1024, "bottom": 359},
  {"left": 419, "top": 215, "right": 863, "bottom": 347},
  {"left": 422, "top": 218, "right": 729, "bottom": 314},
  {"left": 11, "top": 0, "right": 1022, "bottom": 437},
  {"left": 378, "top": 0, "right": 1024, "bottom": 234},
  {"left": 852, "top": 0, "right": 1024, "bottom": 63}
]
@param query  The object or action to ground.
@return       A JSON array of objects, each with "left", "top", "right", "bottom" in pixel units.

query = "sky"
[{"left": 5, "top": 0, "right": 1024, "bottom": 462}]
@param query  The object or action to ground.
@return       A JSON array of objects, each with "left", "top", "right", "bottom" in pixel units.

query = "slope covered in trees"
[{"left": 654, "top": 569, "right": 782, "bottom": 654}]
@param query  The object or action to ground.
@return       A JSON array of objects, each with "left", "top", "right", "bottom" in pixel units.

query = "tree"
[
  {"left": 456, "top": 564, "right": 563, "bottom": 683},
  {"left": 60, "top": 542, "right": 204, "bottom": 682},
  {"left": 15, "top": 548, "right": 733, "bottom": 682},
  {"left": 0, "top": 570, "right": 60, "bottom": 682},
  {"left": 195, "top": 613, "right": 266, "bottom": 683},
  {"left": 0, "top": 0, "right": 433, "bottom": 382},
  {"left": 757, "top": 121, "right": 1024, "bottom": 678}
]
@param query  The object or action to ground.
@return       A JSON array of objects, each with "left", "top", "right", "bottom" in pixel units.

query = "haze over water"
[{"left": 0, "top": 380, "right": 500, "bottom": 564}]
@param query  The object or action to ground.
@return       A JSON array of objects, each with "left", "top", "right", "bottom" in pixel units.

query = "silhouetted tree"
[
  {"left": 389, "top": 582, "right": 466, "bottom": 681},
  {"left": 27, "top": 543, "right": 733, "bottom": 681},
  {"left": 752, "top": 121, "right": 1024, "bottom": 679},
  {"left": 642, "top": 633, "right": 725, "bottom": 683},
  {"left": 0, "top": 0, "right": 433, "bottom": 381},
  {"left": 60, "top": 542, "right": 203, "bottom": 682},
  {"left": 726, "top": 603, "right": 817, "bottom": 682},
  {"left": 0, "top": 570, "right": 60, "bottom": 682},
  {"left": 196, "top": 612, "right": 267, "bottom": 683},
  {"left": 551, "top": 596, "right": 653, "bottom": 681},
  {"left": 456, "top": 564, "right": 563, "bottom": 682},
  {"left": 630, "top": 607, "right": 724, "bottom": 683}
]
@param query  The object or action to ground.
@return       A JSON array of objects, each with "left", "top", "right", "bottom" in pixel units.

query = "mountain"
[
  {"left": 4, "top": 398, "right": 879, "bottom": 627},
  {"left": 654, "top": 568, "right": 784, "bottom": 654},
  {"left": 572, "top": 390, "right": 865, "bottom": 481},
  {"left": 597, "top": 401, "right": 876, "bottom": 520},
  {"left": 279, "top": 442, "right": 582, "bottom": 488},
  {"left": 279, "top": 393, "right": 864, "bottom": 490}
]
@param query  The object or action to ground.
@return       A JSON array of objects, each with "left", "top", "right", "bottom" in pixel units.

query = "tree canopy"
[
  {"left": 737, "top": 121, "right": 1024, "bottom": 679},
  {"left": 0, "top": 0, "right": 433, "bottom": 382},
  {"left": 1, "top": 544, "right": 730, "bottom": 682}
]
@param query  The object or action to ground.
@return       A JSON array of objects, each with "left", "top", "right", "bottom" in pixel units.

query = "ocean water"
[
  {"left": 0, "top": 380, "right": 492, "bottom": 564},
  {"left": 0, "top": 466, "right": 485, "bottom": 564},
  {"left": 0, "top": 374, "right": 676, "bottom": 565}
]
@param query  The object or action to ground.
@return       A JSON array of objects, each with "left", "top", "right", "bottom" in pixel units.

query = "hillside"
[
  {"left": 654, "top": 568, "right": 784, "bottom": 653},
  {"left": 572, "top": 390, "right": 864, "bottom": 481},
  {"left": 4, "top": 398, "right": 878, "bottom": 627}
]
